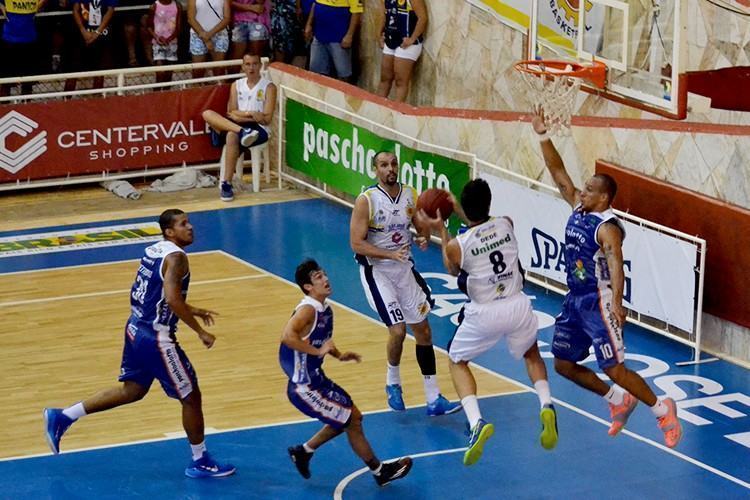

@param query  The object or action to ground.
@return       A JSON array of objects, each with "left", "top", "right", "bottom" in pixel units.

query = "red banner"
[{"left": 0, "top": 85, "right": 231, "bottom": 184}]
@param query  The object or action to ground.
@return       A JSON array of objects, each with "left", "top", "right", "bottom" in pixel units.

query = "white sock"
[
  {"left": 423, "top": 375, "right": 440, "bottom": 404},
  {"left": 62, "top": 402, "right": 87, "bottom": 421},
  {"left": 603, "top": 385, "right": 625, "bottom": 406},
  {"left": 461, "top": 395, "right": 482, "bottom": 429},
  {"left": 533, "top": 380, "right": 552, "bottom": 408},
  {"left": 302, "top": 443, "right": 315, "bottom": 454},
  {"left": 651, "top": 399, "right": 668, "bottom": 418},
  {"left": 190, "top": 441, "right": 207, "bottom": 461},
  {"left": 386, "top": 363, "right": 401, "bottom": 386}
]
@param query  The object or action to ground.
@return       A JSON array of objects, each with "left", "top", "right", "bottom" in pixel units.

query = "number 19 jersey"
[{"left": 455, "top": 217, "right": 523, "bottom": 304}]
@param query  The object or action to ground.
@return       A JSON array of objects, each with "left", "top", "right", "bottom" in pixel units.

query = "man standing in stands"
[
  {"left": 202, "top": 52, "right": 276, "bottom": 202},
  {"left": 0, "top": 0, "right": 46, "bottom": 96},
  {"left": 305, "top": 0, "right": 361, "bottom": 82}
]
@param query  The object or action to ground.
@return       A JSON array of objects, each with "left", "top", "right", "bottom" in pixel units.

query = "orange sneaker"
[
  {"left": 608, "top": 392, "right": 638, "bottom": 436},
  {"left": 657, "top": 398, "right": 683, "bottom": 448}
]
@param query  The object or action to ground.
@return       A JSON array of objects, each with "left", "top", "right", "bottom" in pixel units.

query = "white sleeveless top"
[
  {"left": 236, "top": 76, "right": 271, "bottom": 131},
  {"left": 357, "top": 183, "right": 417, "bottom": 269},
  {"left": 456, "top": 216, "right": 524, "bottom": 303}
]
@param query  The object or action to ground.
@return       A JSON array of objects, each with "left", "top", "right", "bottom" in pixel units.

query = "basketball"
[{"left": 417, "top": 188, "right": 453, "bottom": 220}]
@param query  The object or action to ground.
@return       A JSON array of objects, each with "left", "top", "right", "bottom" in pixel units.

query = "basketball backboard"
[{"left": 527, "top": 0, "right": 687, "bottom": 118}]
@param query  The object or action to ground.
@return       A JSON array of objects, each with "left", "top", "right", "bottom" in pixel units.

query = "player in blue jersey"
[
  {"left": 282, "top": 259, "right": 413, "bottom": 486},
  {"left": 533, "top": 110, "right": 682, "bottom": 448},
  {"left": 43, "top": 209, "right": 236, "bottom": 477}
]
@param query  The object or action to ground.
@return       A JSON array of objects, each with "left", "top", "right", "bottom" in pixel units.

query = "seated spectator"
[
  {"left": 187, "top": 0, "right": 231, "bottom": 78},
  {"left": 376, "top": 0, "right": 427, "bottom": 102},
  {"left": 201, "top": 53, "right": 276, "bottom": 202},
  {"left": 230, "top": 0, "right": 270, "bottom": 61},
  {"left": 270, "top": 0, "right": 301, "bottom": 64},
  {"left": 1, "top": 0, "right": 46, "bottom": 96},
  {"left": 147, "top": 0, "right": 181, "bottom": 82},
  {"left": 65, "top": 0, "right": 117, "bottom": 91},
  {"left": 305, "top": 0, "right": 362, "bottom": 82}
]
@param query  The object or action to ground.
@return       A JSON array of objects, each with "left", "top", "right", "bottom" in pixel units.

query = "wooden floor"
[{"left": 0, "top": 182, "right": 521, "bottom": 459}]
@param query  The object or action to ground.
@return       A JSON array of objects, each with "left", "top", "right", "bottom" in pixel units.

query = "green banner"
[{"left": 285, "top": 98, "right": 470, "bottom": 232}]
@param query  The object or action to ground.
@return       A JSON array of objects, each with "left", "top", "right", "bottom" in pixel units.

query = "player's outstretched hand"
[
  {"left": 338, "top": 351, "right": 362, "bottom": 363},
  {"left": 198, "top": 330, "right": 216, "bottom": 349},
  {"left": 192, "top": 307, "right": 218, "bottom": 326},
  {"left": 532, "top": 105, "right": 548, "bottom": 135}
]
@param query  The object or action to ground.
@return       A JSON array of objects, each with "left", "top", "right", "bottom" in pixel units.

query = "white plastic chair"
[{"left": 219, "top": 141, "right": 270, "bottom": 193}]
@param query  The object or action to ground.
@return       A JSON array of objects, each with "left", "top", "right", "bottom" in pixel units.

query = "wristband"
[{"left": 538, "top": 132, "right": 551, "bottom": 142}]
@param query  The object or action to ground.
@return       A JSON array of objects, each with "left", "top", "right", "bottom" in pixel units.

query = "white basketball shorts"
[{"left": 358, "top": 261, "right": 432, "bottom": 326}]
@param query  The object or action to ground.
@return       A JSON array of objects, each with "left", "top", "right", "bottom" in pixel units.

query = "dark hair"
[
  {"left": 460, "top": 178, "right": 492, "bottom": 222},
  {"left": 159, "top": 209, "right": 185, "bottom": 236},
  {"left": 295, "top": 259, "right": 321, "bottom": 294},
  {"left": 242, "top": 52, "right": 261, "bottom": 61},
  {"left": 373, "top": 150, "right": 395, "bottom": 166},
  {"left": 593, "top": 173, "right": 618, "bottom": 202}
]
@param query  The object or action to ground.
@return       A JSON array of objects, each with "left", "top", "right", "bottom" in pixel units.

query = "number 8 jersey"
[
  {"left": 129, "top": 240, "right": 190, "bottom": 337},
  {"left": 455, "top": 217, "right": 523, "bottom": 304}
]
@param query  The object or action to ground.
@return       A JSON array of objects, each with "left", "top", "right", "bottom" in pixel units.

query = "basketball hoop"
[{"left": 514, "top": 60, "right": 607, "bottom": 135}]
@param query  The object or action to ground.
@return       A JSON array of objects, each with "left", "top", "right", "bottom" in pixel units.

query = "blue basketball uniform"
[
  {"left": 279, "top": 296, "right": 353, "bottom": 429},
  {"left": 551, "top": 205, "right": 626, "bottom": 369},
  {"left": 119, "top": 240, "right": 198, "bottom": 399}
]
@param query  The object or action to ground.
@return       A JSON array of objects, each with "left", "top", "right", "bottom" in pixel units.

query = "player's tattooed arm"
[
  {"left": 532, "top": 107, "right": 580, "bottom": 207},
  {"left": 599, "top": 222, "right": 627, "bottom": 327}
]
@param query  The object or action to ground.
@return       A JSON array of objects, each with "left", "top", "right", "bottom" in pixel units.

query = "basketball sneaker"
[
  {"left": 657, "top": 398, "right": 683, "bottom": 448},
  {"left": 385, "top": 384, "right": 405, "bottom": 411},
  {"left": 184, "top": 452, "right": 236, "bottom": 478},
  {"left": 539, "top": 403, "right": 558, "bottom": 450},
  {"left": 239, "top": 128, "right": 259, "bottom": 148},
  {"left": 43, "top": 408, "right": 74, "bottom": 454},
  {"left": 288, "top": 444, "right": 313, "bottom": 479},
  {"left": 463, "top": 419, "right": 494, "bottom": 466},
  {"left": 220, "top": 181, "right": 234, "bottom": 202},
  {"left": 374, "top": 457, "right": 413, "bottom": 486},
  {"left": 426, "top": 395, "right": 462, "bottom": 417},
  {"left": 608, "top": 392, "right": 638, "bottom": 436}
]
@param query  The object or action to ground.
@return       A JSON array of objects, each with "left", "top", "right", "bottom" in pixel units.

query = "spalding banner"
[{"left": 0, "top": 85, "right": 230, "bottom": 184}]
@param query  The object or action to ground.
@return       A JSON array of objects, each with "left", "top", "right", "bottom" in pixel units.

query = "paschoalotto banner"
[
  {"left": 467, "top": 0, "right": 605, "bottom": 54},
  {"left": 284, "top": 98, "right": 471, "bottom": 232},
  {"left": 484, "top": 174, "right": 697, "bottom": 332}
]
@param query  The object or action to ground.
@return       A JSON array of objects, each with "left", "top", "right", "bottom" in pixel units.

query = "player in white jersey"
[
  {"left": 43, "top": 209, "right": 235, "bottom": 478},
  {"left": 350, "top": 150, "right": 460, "bottom": 416},
  {"left": 418, "top": 179, "right": 558, "bottom": 466},
  {"left": 202, "top": 52, "right": 277, "bottom": 201}
]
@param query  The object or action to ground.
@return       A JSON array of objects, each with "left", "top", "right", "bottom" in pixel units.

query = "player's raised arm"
[
  {"left": 281, "top": 305, "right": 333, "bottom": 357},
  {"left": 532, "top": 108, "right": 580, "bottom": 208},
  {"left": 163, "top": 252, "right": 215, "bottom": 348},
  {"left": 350, "top": 194, "right": 408, "bottom": 262}
]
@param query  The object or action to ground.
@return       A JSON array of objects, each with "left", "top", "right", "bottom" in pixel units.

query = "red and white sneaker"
[
  {"left": 608, "top": 392, "right": 638, "bottom": 436},
  {"left": 657, "top": 398, "right": 683, "bottom": 448}
]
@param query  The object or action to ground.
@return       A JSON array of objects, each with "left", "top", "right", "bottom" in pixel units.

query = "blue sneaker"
[
  {"left": 426, "top": 394, "right": 462, "bottom": 417},
  {"left": 239, "top": 128, "right": 259, "bottom": 148},
  {"left": 185, "top": 452, "right": 236, "bottom": 478},
  {"left": 43, "top": 408, "right": 74, "bottom": 455},
  {"left": 220, "top": 181, "right": 234, "bottom": 202},
  {"left": 385, "top": 384, "right": 405, "bottom": 411},
  {"left": 539, "top": 403, "right": 558, "bottom": 450},
  {"left": 463, "top": 419, "right": 494, "bottom": 466}
]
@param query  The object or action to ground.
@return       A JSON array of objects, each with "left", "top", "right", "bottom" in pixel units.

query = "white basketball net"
[{"left": 517, "top": 69, "right": 582, "bottom": 136}]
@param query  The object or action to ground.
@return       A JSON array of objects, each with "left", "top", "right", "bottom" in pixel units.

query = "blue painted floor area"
[{"left": 3, "top": 198, "right": 750, "bottom": 498}]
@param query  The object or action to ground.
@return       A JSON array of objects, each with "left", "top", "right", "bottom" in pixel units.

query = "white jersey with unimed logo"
[
  {"left": 456, "top": 216, "right": 523, "bottom": 304},
  {"left": 236, "top": 76, "right": 271, "bottom": 131}
]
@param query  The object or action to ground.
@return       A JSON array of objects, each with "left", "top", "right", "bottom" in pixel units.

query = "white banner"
[{"left": 484, "top": 174, "right": 697, "bottom": 332}]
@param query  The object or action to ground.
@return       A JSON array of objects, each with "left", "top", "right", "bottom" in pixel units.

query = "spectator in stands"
[
  {"left": 65, "top": 0, "right": 117, "bottom": 91},
  {"left": 147, "top": 0, "right": 181, "bottom": 82},
  {"left": 201, "top": 53, "right": 276, "bottom": 202},
  {"left": 270, "top": 0, "right": 301, "bottom": 64},
  {"left": 187, "top": 0, "right": 231, "bottom": 77},
  {"left": 230, "top": 0, "right": 270, "bottom": 61},
  {"left": 0, "top": 0, "right": 46, "bottom": 96},
  {"left": 376, "top": 0, "right": 427, "bottom": 102},
  {"left": 305, "top": 0, "right": 362, "bottom": 82},
  {"left": 119, "top": 0, "right": 152, "bottom": 66}
]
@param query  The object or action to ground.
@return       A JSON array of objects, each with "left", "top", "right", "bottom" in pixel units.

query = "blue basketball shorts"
[
  {"left": 119, "top": 322, "right": 198, "bottom": 400},
  {"left": 551, "top": 288, "right": 625, "bottom": 370},
  {"left": 287, "top": 377, "right": 353, "bottom": 429}
]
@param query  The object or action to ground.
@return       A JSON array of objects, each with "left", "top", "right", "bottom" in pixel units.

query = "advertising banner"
[
  {"left": 484, "top": 174, "right": 697, "bottom": 332},
  {"left": 0, "top": 86, "right": 229, "bottom": 184},
  {"left": 285, "top": 98, "right": 471, "bottom": 232}
]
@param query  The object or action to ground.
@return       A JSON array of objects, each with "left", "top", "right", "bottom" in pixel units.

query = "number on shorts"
[
  {"left": 599, "top": 343, "right": 614, "bottom": 360},
  {"left": 389, "top": 308, "right": 404, "bottom": 323},
  {"left": 489, "top": 250, "right": 507, "bottom": 275}
]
